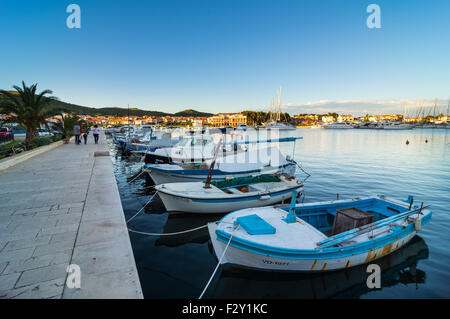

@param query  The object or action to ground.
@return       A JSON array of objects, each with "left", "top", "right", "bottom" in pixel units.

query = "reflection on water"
[
  {"left": 155, "top": 213, "right": 224, "bottom": 248},
  {"left": 108, "top": 128, "right": 449, "bottom": 299}
]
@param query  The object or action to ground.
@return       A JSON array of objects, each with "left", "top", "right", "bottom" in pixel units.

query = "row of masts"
[
  {"left": 402, "top": 98, "right": 450, "bottom": 118},
  {"left": 268, "top": 87, "right": 283, "bottom": 122}
]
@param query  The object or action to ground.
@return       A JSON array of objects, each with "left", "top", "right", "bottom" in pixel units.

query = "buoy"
[{"left": 414, "top": 218, "right": 421, "bottom": 231}]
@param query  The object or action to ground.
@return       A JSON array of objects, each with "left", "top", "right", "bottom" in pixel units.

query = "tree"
[
  {"left": 0, "top": 81, "right": 66, "bottom": 144},
  {"left": 53, "top": 114, "right": 81, "bottom": 143}
]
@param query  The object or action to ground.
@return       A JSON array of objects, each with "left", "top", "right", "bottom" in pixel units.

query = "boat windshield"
[
  {"left": 176, "top": 138, "right": 190, "bottom": 146},
  {"left": 191, "top": 139, "right": 209, "bottom": 146},
  {"left": 177, "top": 138, "right": 210, "bottom": 147}
]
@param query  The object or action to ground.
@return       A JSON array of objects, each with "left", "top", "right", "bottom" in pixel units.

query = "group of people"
[{"left": 73, "top": 124, "right": 100, "bottom": 145}]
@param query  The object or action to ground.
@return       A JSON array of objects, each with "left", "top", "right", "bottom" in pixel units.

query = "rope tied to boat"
[
  {"left": 127, "top": 168, "right": 145, "bottom": 184},
  {"left": 128, "top": 224, "right": 210, "bottom": 236},
  {"left": 126, "top": 193, "right": 157, "bottom": 223},
  {"left": 198, "top": 224, "right": 239, "bottom": 299},
  {"left": 295, "top": 162, "right": 311, "bottom": 183}
]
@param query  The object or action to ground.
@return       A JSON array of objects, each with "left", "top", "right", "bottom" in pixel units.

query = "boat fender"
[
  {"left": 414, "top": 218, "right": 421, "bottom": 231},
  {"left": 260, "top": 195, "right": 270, "bottom": 200}
]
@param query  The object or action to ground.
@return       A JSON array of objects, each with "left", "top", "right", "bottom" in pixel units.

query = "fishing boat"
[
  {"left": 143, "top": 146, "right": 298, "bottom": 184},
  {"left": 208, "top": 194, "right": 431, "bottom": 272},
  {"left": 155, "top": 173, "right": 303, "bottom": 214}
]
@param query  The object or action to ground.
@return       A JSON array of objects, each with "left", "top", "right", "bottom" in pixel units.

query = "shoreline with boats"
[{"left": 106, "top": 122, "right": 434, "bottom": 279}]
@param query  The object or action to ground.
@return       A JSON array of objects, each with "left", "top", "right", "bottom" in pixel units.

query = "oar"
[{"left": 317, "top": 204, "right": 430, "bottom": 249}]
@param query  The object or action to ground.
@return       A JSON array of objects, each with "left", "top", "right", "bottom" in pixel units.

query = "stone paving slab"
[{"left": 0, "top": 132, "right": 143, "bottom": 299}]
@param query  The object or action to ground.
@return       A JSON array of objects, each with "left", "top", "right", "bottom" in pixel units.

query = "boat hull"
[
  {"left": 208, "top": 196, "right": 432, "bottom": 272},
  {"left": 209, "top": 223, "right": 418, "bottom": 272},
  {"left": 157, "top": 186, "right": 303, "bottom": 214},
  {"left": 144, "top": 163, "right": 296, "bottom": 184}
]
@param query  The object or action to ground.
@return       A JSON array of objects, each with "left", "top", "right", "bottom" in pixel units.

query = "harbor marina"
[{"left": 107, "top": 128, "right": 447, "bottom": 298}]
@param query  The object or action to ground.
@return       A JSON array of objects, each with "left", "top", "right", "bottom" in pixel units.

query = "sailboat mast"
[
  {"left": 277, "top": 86, "right": 282, "bottom": 121},
  {"left": 433, "top": 98, "right": 438, "bottom": 119},
  {"left": 447, "top": 98, "right": 450, "bottom": 118}
]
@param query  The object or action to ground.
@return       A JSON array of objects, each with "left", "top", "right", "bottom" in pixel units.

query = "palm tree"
[
  {"left": 53, "top": 114, "right": 81, "bottom": 143},
  {"left": 0, "top": 81, "right": 66, "bottom": 145}
]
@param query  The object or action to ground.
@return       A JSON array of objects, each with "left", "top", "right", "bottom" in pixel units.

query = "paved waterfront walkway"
[{"left": 0, "top": 133, "right": 143, "bottom": 298}]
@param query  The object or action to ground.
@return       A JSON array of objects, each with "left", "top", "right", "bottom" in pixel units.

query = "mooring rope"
[
  {"left": 128, "top": 224, "right": 210, "bottom": 236},
  {"left": 198, "top": 225, "right": 239, "bottom": 299},
  {"left": 126, "top": 193, "right": 156, "bottom": 223},
  {"left": 127, "top": 168, "right": 145, "bottom": 184},
  {"left": 296, "top": 162, "right": 311, "bottom": 183}
]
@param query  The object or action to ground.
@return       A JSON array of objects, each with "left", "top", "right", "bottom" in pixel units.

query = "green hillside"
[
  {"left": 0, "top": 92, "right": 212, "bottom": 117},
  {"left": 173, "top": 109, "right": 213, "bottom": 117}
]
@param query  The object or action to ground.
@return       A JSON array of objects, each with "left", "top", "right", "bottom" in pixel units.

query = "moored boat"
[
  {"left": 381, "top": 122, "right": 414, "bottom": 130},
  {"left": 155, "top": 173, "right": 303, "bottom": 214},
  {"left": 323, "top": 122, "right": 353, "bottom": 129},
  {"left": 143, "top": 146, "right": 298, "bottom": 184},
  {"left": 208, "top": 194, "right": 431, "bottom": 272}
]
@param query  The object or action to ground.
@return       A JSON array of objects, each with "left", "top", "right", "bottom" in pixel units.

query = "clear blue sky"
[{"left": 1, "top": 0, "right": 449, "bottom": 115}]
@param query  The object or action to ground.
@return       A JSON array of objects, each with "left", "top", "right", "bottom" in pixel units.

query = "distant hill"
[
  {"left": 0, "top": 92, "right": 212, "bottom": 117},
  {"left": 173, "top": 109, "right": 213, "bottom": 117}
]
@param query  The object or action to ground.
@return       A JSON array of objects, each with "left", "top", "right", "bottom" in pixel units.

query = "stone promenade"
[{"left": 0, "top": 132, "right": 143, "bottom": 298}]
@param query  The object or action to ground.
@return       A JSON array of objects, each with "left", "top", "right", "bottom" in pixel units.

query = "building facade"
[{"left": 207, "top": 113, "right": 248, "bottom": 127}]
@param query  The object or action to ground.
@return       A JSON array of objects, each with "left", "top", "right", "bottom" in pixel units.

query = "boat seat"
[
  {"left": 249, "top": 183, "right": 271, "bottom": 192},
  {"left": 225, "top": 188, "right": 243, "bottom": 194}
]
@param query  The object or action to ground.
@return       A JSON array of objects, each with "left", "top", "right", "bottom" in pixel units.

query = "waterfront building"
[
  {"left": 337, "top": 114, "right": 354, "bottom": 122},
  {"left": 321, "top": 115, "right": 334, "bottom": 123},
  {"left": 207, "top": 113, "right": 248, "bottom": 127}
]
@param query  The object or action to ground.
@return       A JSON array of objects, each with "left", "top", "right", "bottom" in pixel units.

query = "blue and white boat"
[
  {"left": 208, "top": 194, "right": 431, "bottom": 272},
  {"left": 143, "top": 146, "right": 298, "bottom": 184}
]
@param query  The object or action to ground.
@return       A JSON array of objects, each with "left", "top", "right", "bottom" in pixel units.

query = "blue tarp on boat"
[{"left": 235, "top": 214, "right": 276, "bottom": 235}]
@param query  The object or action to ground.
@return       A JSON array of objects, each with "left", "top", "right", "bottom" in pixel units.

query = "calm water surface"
[{"left": 109, "top": 128, "right": 450, "bottom": 299}]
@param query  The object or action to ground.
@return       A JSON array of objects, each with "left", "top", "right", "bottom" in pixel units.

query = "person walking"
[
  {"left": 82, "top": 130, "right": 88, "bottom": 144},
  {"left": 92, "top": 125, "right": 100, "bottom": 144},
  {"left": 73, "top": 124, "right": 81, "bottom": 145}
]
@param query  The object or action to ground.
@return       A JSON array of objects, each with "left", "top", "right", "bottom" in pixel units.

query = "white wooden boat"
[
  {"left": 208, "top": 195, "right": 431, "bottom": 272},
  {"left": 155, "top": 174, "right": 303, "bottom": 214}
]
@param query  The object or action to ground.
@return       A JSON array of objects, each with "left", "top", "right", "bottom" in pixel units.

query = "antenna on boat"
[{"left": 204, "top": 138, "right": 223, "bottom": 189}]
